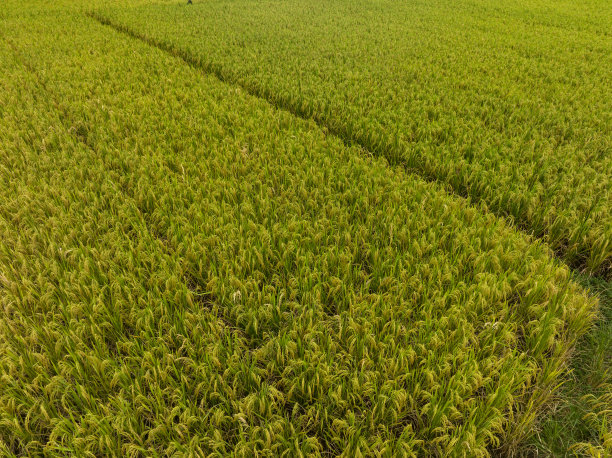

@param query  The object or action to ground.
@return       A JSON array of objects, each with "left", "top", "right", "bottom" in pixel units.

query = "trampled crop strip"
[
  {"left": 87, "top": 8, "right": 611, "bottom": 280},
  {"left": 84, "top": 11, "right": 483, "bottom": 210},
  {"left": 85, "top": 12, "right": 376, "bottom": 163}
]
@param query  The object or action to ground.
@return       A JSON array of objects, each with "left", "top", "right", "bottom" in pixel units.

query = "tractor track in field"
[{"left": 86, "top": 10, "right": 610, "bottom": 282}]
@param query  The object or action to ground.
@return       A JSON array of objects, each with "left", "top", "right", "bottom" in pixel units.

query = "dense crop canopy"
[
  {"left": 95, "top": 0, "right": 612, "bottom": 276},
  {"left": 0, "top": 1, "right": 602, "bottom": 456}
]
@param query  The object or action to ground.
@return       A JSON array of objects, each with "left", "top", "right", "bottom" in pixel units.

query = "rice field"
[{"left": 0, "top": 0, "right": 609, "bottom": 456}]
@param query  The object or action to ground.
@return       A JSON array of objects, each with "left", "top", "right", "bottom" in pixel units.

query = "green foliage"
[
  {"left": 94, "top": 0, "right": 612, "bottom": 276},
  {"left": 528, "top": 276, "right": 611, "bottom": 456},
  {"left": 0, "top": 1, "right": 606, "bottom": 456}
]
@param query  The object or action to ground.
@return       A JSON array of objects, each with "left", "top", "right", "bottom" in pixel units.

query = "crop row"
[
  {"left": 95, "top": 0, "right": 612, "bottom": 276},
  {"left": 0, "top": 3, "right": 598, "bottom": 456}
]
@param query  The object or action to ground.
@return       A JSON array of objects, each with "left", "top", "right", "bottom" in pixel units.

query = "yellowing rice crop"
[{"left": 0, "top": 0, "right": 609, "bottom": 456}]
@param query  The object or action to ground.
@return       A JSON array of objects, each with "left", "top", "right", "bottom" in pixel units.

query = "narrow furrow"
[{"left": 87, "top": 9, "right": 611, "bottom": 280}]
